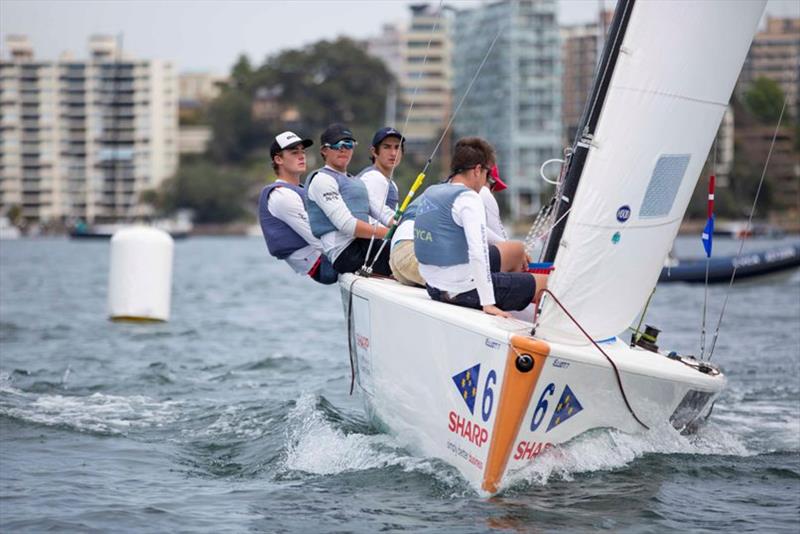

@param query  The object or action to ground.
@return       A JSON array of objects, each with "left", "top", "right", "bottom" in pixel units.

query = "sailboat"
[{"left": 339, "top": 0, "right": 766, "bottom": 494}]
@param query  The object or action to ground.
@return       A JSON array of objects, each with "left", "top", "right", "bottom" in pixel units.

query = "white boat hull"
[{"left": 340, "top": 274, "right": 724, "bottom": 494}]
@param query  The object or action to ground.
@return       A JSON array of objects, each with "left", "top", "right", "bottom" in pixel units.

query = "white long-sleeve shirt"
[
  {"left": 479, "top": 185, "right": 508, "bottom": 243},
  {"left": 360, "top": 167, "right": 396, "bottom": 227},
  {"left": 418, "top": 187, "right": 495, "bottom": 306},
  {"left": 306, "top": 166, "right": 388, "bottom": 262},
  {"left": 267, "top": 180, "right": 322, "bottom": 274}
]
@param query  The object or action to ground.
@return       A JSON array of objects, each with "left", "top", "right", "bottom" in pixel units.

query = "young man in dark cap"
[
  {"left": 258, "top": 131, "right": 338, "bottom": 284},
  {"left": 305, "top": 123, "right": 392, "bottom": 276},
  {"left": 414, "top": 137, "right": 547, "bottom": 317},
  {"left": 356, "top": 126, "right": 404, "bottom": 227}
]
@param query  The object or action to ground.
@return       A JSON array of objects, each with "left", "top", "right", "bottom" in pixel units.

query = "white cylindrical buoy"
[{"left": 108, "top": 226, "right": 174, "bottom": 322}]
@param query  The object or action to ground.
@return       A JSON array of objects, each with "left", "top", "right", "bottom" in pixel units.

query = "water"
[{"left": 1, "top": 236, "right": 798, "bottom": 532}]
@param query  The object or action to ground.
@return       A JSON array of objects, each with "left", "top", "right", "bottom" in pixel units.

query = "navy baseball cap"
[
  {"left": 371, "top": 127, "right": 404, "bottom": 147},
  {"left": 320, "top": 123, "right": 356, "bottom": 146}
]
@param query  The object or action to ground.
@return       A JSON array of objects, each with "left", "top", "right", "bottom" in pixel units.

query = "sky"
[{"left": 1, "top": 0, "right": 798, "bottom": 75}]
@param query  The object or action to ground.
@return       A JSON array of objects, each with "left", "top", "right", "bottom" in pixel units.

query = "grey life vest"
[
  {"left": 400, "top": 196, "right": 420, "bottom": 222},
  {"left": 305, "top": 167, "right": 370, "bottom": 238},
  {"left": 258, "top": 181, "right": 311, "bottom": 259},
  {"left": 414, "top": 183, "right": 471, "bottom": 266},
  {"left": 356, "top": 165, "right": 399, "bottom": 210}
]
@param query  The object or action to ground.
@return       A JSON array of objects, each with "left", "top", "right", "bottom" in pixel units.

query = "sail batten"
[{"left": 537, "top": 0, "right": 767, "bottom": 345}]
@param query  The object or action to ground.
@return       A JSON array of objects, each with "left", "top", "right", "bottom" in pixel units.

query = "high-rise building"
[
  {"left": 366, "top": 4, "right": 452, "bottom": 159},
  {"left": 740, "top": 17, "right": 800, "bottom": 120},
  {"left": 0, "top": 35, "right": 178, "bottom": 224},
  {"left": 560, "top": 10, "right": 614, "bottom": 144},
  {"left": 453, "top": 0, "right": 561, "bottom": 219}
]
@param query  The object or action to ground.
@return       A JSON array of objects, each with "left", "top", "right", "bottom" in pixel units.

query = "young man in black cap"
[
  {"left": 356, "top": 126, "right": 404, "bottom": 227},
  {"left": 305, "top": 123, "right": 392, "bottom": 276},
  {"left": 258, "top": 131, "right": 338, "bottom": 284},
  {"left": 414, "top": 137, "right": 547, "bottom": 317}
]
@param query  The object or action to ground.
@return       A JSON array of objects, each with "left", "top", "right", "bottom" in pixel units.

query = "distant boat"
[
  {"left": 70, "top": 219, "right": 192, "bottom": 240},
  {"left": 659, "top": 242, "right": 800, "bottom": 283},
  {"left": 0, "top": 217, "right": 21, "bottom": 240},
  {"left": 714, "top": 221, "right": 785, "bottom": 239}
]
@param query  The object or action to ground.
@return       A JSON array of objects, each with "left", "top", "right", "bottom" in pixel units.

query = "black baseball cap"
[
  {"left": 320, "top": 123, "right": 356, "bottom": 146},
  {"left": 270, "top": 131, "right": 313, "bottom": 159},
  {"left": 371, "top": 126, "right": 404, "bottom": 147}
]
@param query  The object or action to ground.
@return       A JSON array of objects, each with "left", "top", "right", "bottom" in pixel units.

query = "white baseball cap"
[{"left": 270, "top": 131, "right": 313, "bottom": 158}]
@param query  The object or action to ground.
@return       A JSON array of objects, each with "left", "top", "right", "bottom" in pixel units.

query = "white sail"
[{"left": 537, "top": 0, "right": 766, "bottom": 344}]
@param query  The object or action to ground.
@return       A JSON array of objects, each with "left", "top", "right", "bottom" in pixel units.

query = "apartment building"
[
  {"left": 0, "top": 35, "right": 177, "bottom": 224},
  {"left": 366, "top": 4, "right": 452, "bottom": 159},
  {"left": 740, "top": 17, "right": 800, "bottom": 120},
  {"left": 453, "top": 0, "right": 561, "bottom": 219}
]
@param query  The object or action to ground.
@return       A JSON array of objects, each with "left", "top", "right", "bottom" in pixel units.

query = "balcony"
[
  {"left": 21, "top": 120, "right": 40, "bottom": 130},
  {"left": 61, "top": 95, "right": 86, "bottom": 105},
  {"left": 97, "top": 132, "right": 136, "bottom": 143},
  {"left": 20, "top": 92, "right": 40, "bottom": 104},
  {"left": 61, "top": 147, "right": 87, "bottom": 158},
  {"left": 20, "top": 143, "right": 39, "bottom": 155},
  {"left": 62, "top": 109, "right": 87, "bottom": 119}
]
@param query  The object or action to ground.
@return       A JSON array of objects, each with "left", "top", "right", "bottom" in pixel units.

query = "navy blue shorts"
[
  {"left": 427, "top": 271, "right": 536, "bottom": 312},
  {"left": 332, "top": 238, "right": 392, "bottom": 276},
  {"left": 488, "top": 245, "right": 501, "bottom": 273},
  {"left": 309, "top": 254, "right": 339, "bottom": 285}
]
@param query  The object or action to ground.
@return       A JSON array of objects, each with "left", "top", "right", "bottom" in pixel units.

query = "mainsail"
[{"left": 537, "top": 0, "right": 766, "bottom": 344}]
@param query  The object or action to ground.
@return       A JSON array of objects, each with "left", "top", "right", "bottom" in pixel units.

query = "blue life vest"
[
  {"left": 258, "top": 181, "right": 311, "bottom": 259},
  {"left": 414, "top": 184, "right": 471, "bottom": 266},
  {"left": 306, "top": 167, "right": 370, "bottom": 238},
  {"left": 356, "top": 165, "right": 399, "bottom": 210}
]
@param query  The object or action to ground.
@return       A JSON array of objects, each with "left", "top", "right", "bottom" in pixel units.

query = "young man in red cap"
[
  {"left": 258, "top": 131, "right": 338, "bottom": 284},
  {"left": 305, "top": 123, "right": 392, "bottom": 276},
  {"left": 479, "top": 165, "right": 528, "bottom": 272}
]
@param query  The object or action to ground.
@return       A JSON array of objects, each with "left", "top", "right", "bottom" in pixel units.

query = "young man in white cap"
[
  {"left": 414, "top": 137, "right": 547, "bottom": 317},
  {"left": 305, "top": 123, "right": 392, "bottom": 276},
  {"left": 356, "top": 126, "right": 404, "bottom": 226},
  {"left": 258, "top": 131, "right": 338, "bottom": 284}
]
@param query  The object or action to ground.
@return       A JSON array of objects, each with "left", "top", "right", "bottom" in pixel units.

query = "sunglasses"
[{"left": 325, "top": 140, "right": 356, "bottom": 151}]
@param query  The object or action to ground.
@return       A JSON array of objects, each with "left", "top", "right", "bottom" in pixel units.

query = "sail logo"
[
  {"left": 616, "top": 205, "right": 631, "bottom": 223},
  {"left": 546, "top": 385, "right": 584, "bottom": 432},
  {"left": 452, "top": 364, "right": 480, "bottom": 414}
]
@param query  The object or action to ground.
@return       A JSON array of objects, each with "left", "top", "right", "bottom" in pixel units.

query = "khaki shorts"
[{"left": 389, "top": 240, "right": 426, "bottom": 287}]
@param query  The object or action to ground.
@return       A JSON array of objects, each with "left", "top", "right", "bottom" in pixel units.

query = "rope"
[
  {"left": 359, "top": 0, "right": 445, "bottom": 275},
  {"left": 535, "top": 289, "right": 649, "bottom": 430},
  {"left": 345, "top": 276, "right": 361, "bottom": 395},
  {"left": 364, "top": 22, "right": 505, "bottom": 273},
  {"left": 708, "top": 95, "right": 788, "bottom": 361}
]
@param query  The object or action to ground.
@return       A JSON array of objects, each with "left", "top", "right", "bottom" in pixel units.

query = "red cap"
[{"left": 489, "top": 165, "right": 507, "bottom": 192}]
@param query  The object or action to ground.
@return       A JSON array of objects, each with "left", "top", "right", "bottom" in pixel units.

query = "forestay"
[{"left": 537, "top": 0, "right": 766, "bottom": 345}]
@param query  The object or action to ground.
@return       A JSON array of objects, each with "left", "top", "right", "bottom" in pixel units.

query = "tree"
[
  {"left": 161, "top": 159, "right": 251, "bottom": 223},
  {"left": 744, "top": 77, "right": 788, "bottom": 124}
]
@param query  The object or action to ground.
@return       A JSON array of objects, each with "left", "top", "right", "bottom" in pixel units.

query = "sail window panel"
[{"left": 638, "top": 154, "right": 690, "bottom": 219}]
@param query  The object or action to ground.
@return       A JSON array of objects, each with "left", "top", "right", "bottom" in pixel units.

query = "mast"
[{"left": 542, "top": 0, "right": 635, "bottom": 262}]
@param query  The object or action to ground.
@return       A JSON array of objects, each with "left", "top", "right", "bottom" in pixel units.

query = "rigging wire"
[
  {"left": 708, "top": 95, "right": 789, "bottom": 361},
  {"left": 359, "top": 0, "right": 445, "bottom": 274},
  {"left": 362, "top": 22, "right": 505, "bottom": 273},
  {"left": 699, "top": 139, "right": 717, "bottom": 359}
]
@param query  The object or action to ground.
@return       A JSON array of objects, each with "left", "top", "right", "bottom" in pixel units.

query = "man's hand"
[{"left": 483, "top": 304, "right": 510, "bottom": 318}]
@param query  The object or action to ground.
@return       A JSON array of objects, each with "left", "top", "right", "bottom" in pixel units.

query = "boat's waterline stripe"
[{"left": 482, "top": 336, "right": 550, "bottom": 494}]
